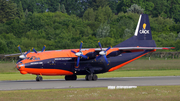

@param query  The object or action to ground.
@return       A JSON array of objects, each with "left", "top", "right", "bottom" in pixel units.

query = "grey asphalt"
[{"left": 0, "top": 76, "right": 180, "bottom": 90}]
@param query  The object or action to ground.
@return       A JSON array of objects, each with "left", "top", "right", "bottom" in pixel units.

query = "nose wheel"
[
  {"left": 85, "top": 74, "right": 98, "bottom": 81},
  {"left": 36, "top": 75, "right": 43, "bottom": 81}
]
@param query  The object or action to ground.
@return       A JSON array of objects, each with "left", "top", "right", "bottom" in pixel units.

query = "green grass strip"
[
  {"left": 0, "top": 86, "right": 180, "bottom": 101},
  {"left": 1, "top": 70, "right": 180, "bottom": 81}
]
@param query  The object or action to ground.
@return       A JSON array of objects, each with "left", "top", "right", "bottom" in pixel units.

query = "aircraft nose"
[{"left": 16, "top": 63, "right": 25, "bottom": 70}]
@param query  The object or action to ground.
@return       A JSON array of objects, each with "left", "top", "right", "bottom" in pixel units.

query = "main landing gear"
[
  {"left": 65, "top": 75, "right": 77, "bottom": 80},
  {"left": 85, "top": 74, "right": 98, "bottom": 81},
  {"left": 36, "top": 75, "right": 43, "bottom": 81}
]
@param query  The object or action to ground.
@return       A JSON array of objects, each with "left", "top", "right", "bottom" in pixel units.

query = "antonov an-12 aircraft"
[{"left": 14, "top": 14, "right": 174, "bottom": 81}]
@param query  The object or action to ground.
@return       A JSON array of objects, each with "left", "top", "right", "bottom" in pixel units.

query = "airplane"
[{"left": 14, "top": 14, "right": 174, "bottom": 81}]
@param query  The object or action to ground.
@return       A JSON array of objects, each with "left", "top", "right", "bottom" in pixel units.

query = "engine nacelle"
[{"left": 107, "top": 51, "right": 122, "bottom": 58}]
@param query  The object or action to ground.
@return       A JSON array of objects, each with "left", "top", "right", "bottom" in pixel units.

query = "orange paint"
[
  {"left": 21, "top": 68, "right": 73, "bottom": 76},
  {"left": 108, "top": 50, "right": 156, "bottom": 72},
  {"left": 22, "top": 49, "right": 96, "bottom": 64},
  {"left": 20, "top": 71, "right": 27, "bottom": 74}
]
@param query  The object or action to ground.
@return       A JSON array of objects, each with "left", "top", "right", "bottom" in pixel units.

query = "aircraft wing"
[
  {"left": 4, "top": 53, "right": 22, "bottom": 57},
  {"left": 92, "top": 47, "right": 175, "bottom": 51},
  {"left": 117, "top": 47, "right": 174, "bottom": 50},
  {"left": 2, "top": 47, "right": 174, "bottom": 58}
]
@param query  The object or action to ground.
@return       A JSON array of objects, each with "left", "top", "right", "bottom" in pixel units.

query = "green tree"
[
  {"left": 95, "top": 6, "right": 112, "bottom": 23},
  {"left": 0, "top": 39, "right": 7, "bottom": 54},
  {"left": 96, "top": 22, "right": 110, "bottom": 38},
  {"left": 17, "top": 1, "right": 24, "bottom": 19},
  {"left": 57, "top": 3, "right": 61, "bottom": 12},
  {"left": 108, "top": 0, "right": 118, "bottom": 13},
  {"left": 47, "top": 0, "right": 59, "bottom": 12},
  {"left": 0, "top": 0, "right": 17, "bottom": 23},
  {"left": 83, "top": 8, "right": 95, "bottom": 21},
  {"left": 116, "top": 0, "right": 136, "bottom": 13},
  {"left": 150, "top": 0, "right": 167, "bottom": 17},
  {"left": 61, "top": 4, "right": 66, "bottom": 13},
  {"left": 89, "top": 0, "right": 109, "bottom": 10},
  {"left": 144, "top": 2, "right": 154, "bottom": 15},
  {"left": 24, "top": 9, "right": 28, "bottom": 18},
  {"left": 127, "top": 4, "right": 144, "bottom": 14}
]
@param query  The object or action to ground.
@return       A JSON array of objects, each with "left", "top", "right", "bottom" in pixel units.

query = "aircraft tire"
[
  {"left": 87, "top": 75, "right": 92, "bottom": 81},
  {"left": 85, "top": 75, "right": 88, "bottom": 81},
  {"left": 36, "top": 76, "right": 43, "bottom": 81},
  {"left": 36, "top": 77, "right": 39, "bottom": 81},
  {"left": 65, "top": 75, "right": 71, "bottom": 80},
  {"left": 65, "top": 75, "right": 77, "bottom": 80},
  {"left": 72, "top": 75, "right": 77, "bottom": 80},
  {"left": 92, "top": 74, "right": 98, "bottom": 81},
  {"left": 40, "top": 76, "right": 43, "bottom": 81}
]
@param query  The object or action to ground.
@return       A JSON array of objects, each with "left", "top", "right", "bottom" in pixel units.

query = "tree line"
[{"left": 0, "top": 0, "right": 180, "bottom": 54}]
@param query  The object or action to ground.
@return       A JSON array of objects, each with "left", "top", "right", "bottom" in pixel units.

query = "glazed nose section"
[
  {"left": 16, "top": 63, "right": 27, "bottom": 74},
  {"left": 16, "top": 63, "right": 25, "bottom": 71}
]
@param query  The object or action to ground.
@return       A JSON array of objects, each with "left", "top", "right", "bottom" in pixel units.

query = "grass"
[
  {"left": 119, "top": 59, "right": 180, "bottom": 70},
  {"left": 0, "top": 70, "right": 180, "bottom": 81},
  {"left": 0, "top": 86, "right": 180, "bottom": 101}
]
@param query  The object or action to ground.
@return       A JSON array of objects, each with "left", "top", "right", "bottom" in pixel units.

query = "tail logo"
[
  {"left": 139, "top": 23, "right": 149, "bottom": 34},
  {"left": 143, "top": 23, "right": 146, "bottom": 29}
]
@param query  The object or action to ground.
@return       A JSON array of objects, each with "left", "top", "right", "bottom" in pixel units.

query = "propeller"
[
  {"left": 32, "top": 47, "right": 37, "bottom": 53},
  {"left": 17, "top": 45, "right": 46, "bottom": 63},
  {"left": 32, "top": 45, "right": 46, "bottom": 53},
  {"left": 41, "top": 45, "right": 46, "bottom": 52},
  {"left": 71, "top": 41, "right": 88, "bottom": 67},
  {"left": 95, "top": 41, "right": 111, "bottom": 65},
  {"left": 17, "top": 45, "right": 31, "bottom": 63}
]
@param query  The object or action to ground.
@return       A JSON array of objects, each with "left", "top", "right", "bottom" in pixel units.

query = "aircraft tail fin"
[{"left": 114, "top": 14, "right": 156, "bottom": 47}]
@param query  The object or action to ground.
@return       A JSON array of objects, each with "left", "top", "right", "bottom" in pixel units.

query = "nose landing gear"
[{"left": 36, "top": 75, "right": 43, "bottom": 81}]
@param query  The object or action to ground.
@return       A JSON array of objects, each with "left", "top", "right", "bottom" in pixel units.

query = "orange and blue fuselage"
[{"left": 16, "top": 48, "right": 155, "bottom": 76}]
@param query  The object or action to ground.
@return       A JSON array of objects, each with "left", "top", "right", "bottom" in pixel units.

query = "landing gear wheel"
[
  {"left": 85, "top": 74, "right": 98, "bottom": 81},
  {"left": 92, "top": 74, "right": 98, "bottom": 81},
  {"left": 87, "top": 75, "right": 92, "bottom": 81},
  {"left": 72, "top": 75, "right": 77, "bottom": 80},
  {"left": 36, "top": 75, "right": 43, "bottom": 81},
  {"left": 65, "top": 75, "right": 77, "bottom": 81},
  {"left": 85, "top": 75, "right": 88, "bottom": 80}
]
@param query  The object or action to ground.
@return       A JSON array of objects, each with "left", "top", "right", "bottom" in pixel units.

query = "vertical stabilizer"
[
  {"left": 134, "top": 14, "right": 152, "bottom": 40},
  {"left": 114, "top": 14, "right": 156, "bottom": 47}
]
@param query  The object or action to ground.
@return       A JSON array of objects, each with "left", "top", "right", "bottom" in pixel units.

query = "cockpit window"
[
  {"left": 29, "top": 57, "right": 33, "bottom": 60},
  {"left": 27, "top": 56, "right": 40, "bottom": 60}
]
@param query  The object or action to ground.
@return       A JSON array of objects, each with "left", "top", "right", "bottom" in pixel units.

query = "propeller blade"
[
  {"left": 32, "top": 48, "right": 37, "bottom": 53},
  {"left": 105, "top": 46, "right": 111, "bottom": 52},
  {"left": 80, "top": 54, "right": 88, "bottom": 59},
  {"left": 17, "top": 59, "right": 22, "bottom": 63},
  {"left": 103, "top": 55, "right": 109, "bottom": 65},
  {"left": 76, "top": 57, "right": 80, "bottom": 67},
  {"left": 96, "top": 55, "right": 102, "bottom": 61},
  {"left": 71, "top": 50, "right": 76, "bottom": 54},
  {"left": 25, "top": 50, "right": 31, "bottom": 55},
  {"left": 41, "top": 45, "right": 46, "bottom": 52},
  {"left": 79, "top": 41, "right": 83, "bottom": 51},
  {"left": 98, "top": 41, "right": 102, "bottom": 50},
  {"left": 17, "top": 45, "right": 22, "bottom": 54}
]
